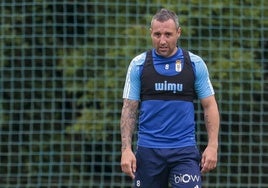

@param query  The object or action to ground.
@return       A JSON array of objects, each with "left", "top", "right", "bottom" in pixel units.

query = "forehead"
[{"left": 151, "top": 19, "right": 177, "bottom": 32}]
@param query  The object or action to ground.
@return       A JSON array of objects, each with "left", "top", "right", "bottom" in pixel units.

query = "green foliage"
[{"left": 0, "top": 1, "right": 267, "bottom": 187}]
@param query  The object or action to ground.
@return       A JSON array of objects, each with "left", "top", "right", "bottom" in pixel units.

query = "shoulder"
[
  {"left": 126, "top": 51, "right": 147, "bottom": 77},
  {"left": 187, "top": 51, "right": 209, "bottom": 73},
  {"left": 187, "top": 51, "right": 215, "bottom": 98},
  {"left": 130, "top": 51, "right": 147, "bottom": 66},
  {"left": 188, "top": 51, "right": 205, "bottom": 65}
]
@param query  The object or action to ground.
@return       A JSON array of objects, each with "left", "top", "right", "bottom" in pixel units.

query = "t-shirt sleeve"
[
  {"left": 190, "top": 52, "right": 215, "bottom": 99},
  {"left": 122, "top": 52, "right": 146, "bottom": 100}
]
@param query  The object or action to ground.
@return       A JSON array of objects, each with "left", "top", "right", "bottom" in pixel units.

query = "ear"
[{"left": 177, "top": 27, "right": 181, "bottom": 37}]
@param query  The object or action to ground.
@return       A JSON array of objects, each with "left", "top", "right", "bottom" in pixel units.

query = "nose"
[{"left": 160, "top": 35, "right": 167, "bottom": 45}]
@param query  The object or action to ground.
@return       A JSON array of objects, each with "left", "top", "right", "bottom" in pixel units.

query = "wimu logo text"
[{"left": 155, "top": 81, "right": 183, "bottom": 93}]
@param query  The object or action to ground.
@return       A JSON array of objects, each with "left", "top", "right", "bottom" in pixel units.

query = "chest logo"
[{"left": 175, "top": 60, "right": 182, "bottom": 72}]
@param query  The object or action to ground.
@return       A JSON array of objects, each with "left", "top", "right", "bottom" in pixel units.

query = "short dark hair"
[{"left": 151, "top": 8, "right": 179, "bottom": 28}]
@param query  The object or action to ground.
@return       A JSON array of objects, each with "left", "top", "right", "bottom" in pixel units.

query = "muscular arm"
[
  {"left": 120, "top": 99, "right": 139, "bottom": 151},
  {"left": 120, "top": 99, "right": 139, "bottom": 179},
  {"left": 200, "top": 95, "right": 220, "bottom": 173}
]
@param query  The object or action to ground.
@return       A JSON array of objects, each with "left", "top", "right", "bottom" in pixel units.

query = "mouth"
[{"left": 159, "top": 46, "right": 168, "bottom": 51}]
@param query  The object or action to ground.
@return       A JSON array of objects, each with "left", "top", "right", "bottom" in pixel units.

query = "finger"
[
  {"left": 122, "top": 166, "right": 134, "bottom": 179},
  {"left": 201, "top": 164, "right": 208, "bottom": 173},
  {"left": 121, "top": 162, "right": 136, "bottom": 179},
  {"left": 200, "top": 155, "right": 210, "bottom": 173},
  {"left": 126, "top": 166, "right": 135, "bottom": 179},
  {"left": 121, "top": 162, "right": 131, "bottom": 174},
  {"left": 201, "top": 155, "right": 206, "bottom": 168},
  {"left": 132, "top": 160, "right": 137, "bottom": 173},
  {"left": 201, "top": 160, "right": 216, "bottom": 173},
  {"left": 130, "top": 159, "right": 136, "bottom": 179},
  {"left": 129, "top": 171, "right": 135, "bottom": 179},
  {"left": 201, "top": 162, "right": 212, "bottom": 173}
]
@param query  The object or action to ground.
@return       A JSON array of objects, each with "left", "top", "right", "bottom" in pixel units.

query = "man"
[{"left": 120, "top": 8, "right": 220, "bottom": 188}]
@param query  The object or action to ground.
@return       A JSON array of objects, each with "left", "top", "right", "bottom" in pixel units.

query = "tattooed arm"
[
  {"left": 120, "top": 99, "right": 139, "bottom": 179},
  {"left": 200, "top": 95, "right": 220, "bottom": 173}
]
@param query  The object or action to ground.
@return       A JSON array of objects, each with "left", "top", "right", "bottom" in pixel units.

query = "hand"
[
  {"left": 201, "top": 145, "right": 218, "bottom": 173},
  {"left": 121, "top": 148, "right": 137, "bottom": 179}
]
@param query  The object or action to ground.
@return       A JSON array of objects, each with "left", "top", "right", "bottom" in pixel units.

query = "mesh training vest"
[{"left": 140, "top": 49, "right": 195, "bottom": 102}]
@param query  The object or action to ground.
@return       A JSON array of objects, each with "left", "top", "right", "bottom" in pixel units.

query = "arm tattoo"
[
  {"left": 204, "top": 113, "right": 210, "bottom": 126},
  {"left": 120, "top": 99, "right": 139, "bottom": 152}
]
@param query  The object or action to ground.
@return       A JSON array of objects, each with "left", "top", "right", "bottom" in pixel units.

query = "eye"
[
  {"left": 154, "top": 32, "right": 161, "bottom": 37},
  {"left": 165, "top": 33, "right": 171, "bottom": 37}
]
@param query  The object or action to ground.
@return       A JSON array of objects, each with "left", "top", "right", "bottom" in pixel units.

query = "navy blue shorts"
[{"left": 134, "top": 146, "right": 202, "bottom": 188}]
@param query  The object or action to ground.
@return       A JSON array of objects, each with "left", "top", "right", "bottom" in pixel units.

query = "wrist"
[
  {"left": 207, "top": 142, "right": 218, "bottom": 150},
  {"left": 121, "top": 146, "right": 132, "bottom": 152}
]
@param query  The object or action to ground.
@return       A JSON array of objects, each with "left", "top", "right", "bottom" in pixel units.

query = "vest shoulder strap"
[
  {"left": 181, "top": 48, "right": 191, "bottom": 65},
  {"left": 145, "top": 49, "right": 152, "bottom": 65}
]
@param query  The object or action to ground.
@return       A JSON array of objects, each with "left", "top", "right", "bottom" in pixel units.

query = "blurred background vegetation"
[{"left": 0, "top": 0, "right": 267, "bottom": 187}]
